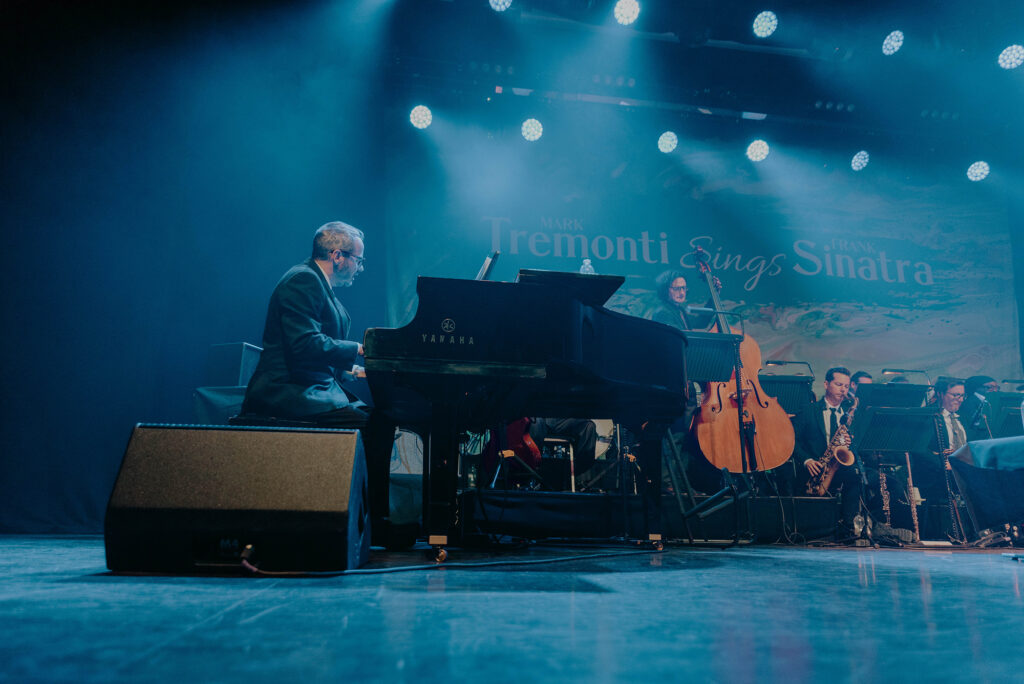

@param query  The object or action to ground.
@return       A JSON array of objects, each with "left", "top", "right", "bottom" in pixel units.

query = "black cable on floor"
[{"left": 239, "top": 545, "right": 664, "bottom": 578}]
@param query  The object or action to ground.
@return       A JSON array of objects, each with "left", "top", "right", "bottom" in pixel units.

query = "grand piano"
[{"left": 363, "top": 269, "right": 689, "bottom": 552}]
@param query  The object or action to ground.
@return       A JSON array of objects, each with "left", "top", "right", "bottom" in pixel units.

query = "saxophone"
[{"left": 806, "top": 397, "right": 857, "bottom": 496}]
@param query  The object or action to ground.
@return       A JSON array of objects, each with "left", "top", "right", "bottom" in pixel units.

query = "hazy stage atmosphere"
[{"left": 2, "top": 0, "right": 1024, "bottom": 681}]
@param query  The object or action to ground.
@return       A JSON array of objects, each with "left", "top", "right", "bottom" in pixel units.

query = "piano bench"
[{"left": 228, "top": 414, "right": 321, "bottom": 429}]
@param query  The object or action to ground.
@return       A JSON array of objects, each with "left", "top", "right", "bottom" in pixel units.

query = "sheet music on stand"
[
  {"left": 851, "top": 407, "right": 936, "bottom": 463},
  {"left": 684, "top": 331, "right": 742, "bottom": 383}
]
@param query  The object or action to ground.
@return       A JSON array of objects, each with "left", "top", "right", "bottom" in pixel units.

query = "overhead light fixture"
[
  {"left": 746, "top": 139, "right": 770, "bottom": 162},
  {"left": 998, "top": 44, "right": 1024, "bottom": 69},
  {"left": 409, "top": 105, "right": 432, "bottom": 129},
  {"left": 752, "top": 11, "right": 778, "bottom": 38},
  {"left": 613, "top": 0, "right": 640, "bottom": 26},
  {"left": 521, "top": 118, "right": 543, "bottom": 142},
  {"left": 882, "top": 30, "right": 904, "bottom": 56},
  {"left": 851, "top": 150, "right": 870, "bottom": 171},
  {"left": 967, "top": 161, "right": 990, "bottom": 181},
  {"left": 658, "top": 131, "right": 678, "bottom": 153}
]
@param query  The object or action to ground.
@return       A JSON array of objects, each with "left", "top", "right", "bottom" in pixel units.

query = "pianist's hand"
[{"left": 357, "top": 343, "right": 364, "bottom": 357}]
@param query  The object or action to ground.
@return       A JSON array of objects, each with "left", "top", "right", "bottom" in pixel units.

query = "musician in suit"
[
  {"left": 242, "top": 221, "right": 403, "bottom": 546},
  {"left": 907, "top": 378, "right": 969, "bottom": 538},
  {"left": 650, "top": 270, "right": 719, "bottom": 332},
  {"left": 960, "top": 375, "right": 998, "bottom": 442},
  {"left": 243, "top": 221, "right": 366, "bottom": 420},
  {"left": 789, "top": 366, "right": 863, "bottom": 536}
]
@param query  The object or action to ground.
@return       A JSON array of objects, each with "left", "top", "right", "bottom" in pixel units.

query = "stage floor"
[{"left": 2, "top": 536, "right": 1021, "bottom": 682}]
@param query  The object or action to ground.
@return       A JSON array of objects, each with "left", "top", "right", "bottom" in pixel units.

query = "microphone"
[{"left": 968, "top": 396, "right": 988, "bottom": 429}]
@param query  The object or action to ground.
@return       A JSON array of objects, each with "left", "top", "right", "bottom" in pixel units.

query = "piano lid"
[{"left": 515, "top": 269, "right": 624, "bottom": 308}]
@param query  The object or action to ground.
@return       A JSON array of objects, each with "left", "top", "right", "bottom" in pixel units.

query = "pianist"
[
  {"left": 241, "top": 221, "right": 402, "bottom": 546},
  {"left": 242, "top": 221, "right": 367, "bottom": 421}
]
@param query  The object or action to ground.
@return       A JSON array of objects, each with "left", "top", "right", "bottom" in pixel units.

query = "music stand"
[
  {"left": 665, "top": 329, "right": 754, "bottom": 545},
  {"left": 474, "top": 250, "right": 500, "bottom": 281},
  {"left": 683, "top": 331, "right": 742, "bottom": 383},
  {"left": 757, "top": 374, "right": 815, "bottom": 416},
  {"left": 851, "top": 407, "right": 939, "bottom": 543},
  {"left": 987, "top": 392, "right": 1024, "bottom": 438},
  {"left": 852, "top": 407, "right": 935, "bottom": 458},
  {"left": 853, "top": 383, "right": 929, "bottom": 411}
]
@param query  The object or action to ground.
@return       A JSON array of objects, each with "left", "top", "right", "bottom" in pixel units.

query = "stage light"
[
  {"left": 613, "top": 0, "right": 640, "bottom": 26},
  {"left": 746, "top": 140, "right": 770, "bottom": 162},
  {"left": 998, "top": 45, "right": 1024, "bottom": 69},
  {"left": 521, "top": 118, "right": 543, "bottom": 141},
  {"left": 851, "top": 151, "right": 870, "bottom": 171},
  {"left": 967, "top": 161, "right": 990, "bottom": 181},
  {"left": 658, "top": 131, "right": 678, "bottom": 153},
  {"left": 409, "top": 105, "right": 432, "bottom": 129},
  {"left": 489, "top": 0, "right": 513, "bottom": 11},
  {"left": 882, "top": 30, "right": 904, "bottom": 56},
  {"left": 752, "top": 11, "right": 778, "bottom": 38}
]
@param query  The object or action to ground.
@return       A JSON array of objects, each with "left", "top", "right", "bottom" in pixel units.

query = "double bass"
[{"left": 692, "top": 249, "right": 795, "bottom": 473}]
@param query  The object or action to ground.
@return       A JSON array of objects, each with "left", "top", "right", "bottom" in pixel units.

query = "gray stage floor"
[{"left": 2, "top": 535, "right": 1022, "bottom": 682}]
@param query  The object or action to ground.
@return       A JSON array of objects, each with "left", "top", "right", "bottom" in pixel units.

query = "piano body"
[{"left": 363, "top": 269, "right": 689, "bottom": 548}]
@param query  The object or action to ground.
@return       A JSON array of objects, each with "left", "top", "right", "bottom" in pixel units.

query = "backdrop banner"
[{"left": 383, "top": 126, "right": 1020, "bottom": 383}]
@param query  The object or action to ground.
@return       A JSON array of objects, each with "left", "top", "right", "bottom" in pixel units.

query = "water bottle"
[{"left": 579, "top": 258, "right": 596, "bottom": 275}]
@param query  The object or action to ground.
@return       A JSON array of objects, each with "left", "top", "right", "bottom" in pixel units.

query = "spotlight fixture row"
[{"left": 408, "top": 107, "right": 992, "bottom": 181}]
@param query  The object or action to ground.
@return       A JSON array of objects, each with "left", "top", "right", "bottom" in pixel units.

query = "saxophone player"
[{"left": 788, "top": 366, "right": 863, "bottom": 538}]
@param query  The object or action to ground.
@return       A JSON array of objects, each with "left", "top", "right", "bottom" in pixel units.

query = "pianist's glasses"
[{"left": 338, "top": 250, "right": 365, "bottom": 267}]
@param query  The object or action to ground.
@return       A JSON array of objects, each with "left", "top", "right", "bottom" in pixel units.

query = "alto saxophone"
[{"left": 806, "top": 397, "right": 857, "bottom": 496}]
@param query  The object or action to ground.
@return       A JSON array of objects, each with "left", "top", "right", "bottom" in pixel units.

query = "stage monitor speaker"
[{"left": 105, "top": 424, "right": 370, "bottom": 573}]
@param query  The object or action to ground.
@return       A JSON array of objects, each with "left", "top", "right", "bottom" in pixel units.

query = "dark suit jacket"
[
  {"left": 790, "top": 398, "right": 834, "bottom": 488},
  {"left": 242, "top": 259, "right": 361, "bottom": 418}
]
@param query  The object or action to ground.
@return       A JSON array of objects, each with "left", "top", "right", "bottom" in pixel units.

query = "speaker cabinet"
[{"left": 105, "top": 424, "right": 370, "bottom": 572}]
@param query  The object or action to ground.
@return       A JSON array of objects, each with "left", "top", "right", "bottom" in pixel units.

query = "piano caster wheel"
[
  {"left": 431, "top": 547, "right": 448, "bottom": 563},
  {"left": 652, "top": 541, "right": 664, "bottom": 552}
]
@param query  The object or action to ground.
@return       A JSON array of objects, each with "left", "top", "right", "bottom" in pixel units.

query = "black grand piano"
[{"left": 363, "top": 269, "right": 689, "bottom": 552}]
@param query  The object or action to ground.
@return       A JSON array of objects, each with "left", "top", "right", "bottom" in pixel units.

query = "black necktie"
[{"left": 829, "top": 408, "right": 839, "bottom": 439}]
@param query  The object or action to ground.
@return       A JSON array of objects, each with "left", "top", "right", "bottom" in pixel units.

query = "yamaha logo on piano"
[{"left": 421, "top": 318, "right": 474, "bottom": 345}]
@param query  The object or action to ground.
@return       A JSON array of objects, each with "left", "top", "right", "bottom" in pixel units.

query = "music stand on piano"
[
  {"left": 474, "top": 250, "right": 499, "bottom": 281},
  {"left": 851, "top": 406, "right": 936, "bottom": 543}
]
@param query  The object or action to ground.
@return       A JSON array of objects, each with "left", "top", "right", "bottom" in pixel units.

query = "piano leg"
[{"left": 423, "top": 402, "right": 460, "bottom": 559}]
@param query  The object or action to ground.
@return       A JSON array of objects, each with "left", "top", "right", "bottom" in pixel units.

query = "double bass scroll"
[{"left": 692, "top": 248, "right": 795, "bottom": 473}]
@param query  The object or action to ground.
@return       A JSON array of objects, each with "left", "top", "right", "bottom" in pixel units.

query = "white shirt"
[
  {"left": 941, "top": 408, "right": 967, "bottom": 450},
  {"left": 822, "top": 401, "right": 844, "bottom": 443}
]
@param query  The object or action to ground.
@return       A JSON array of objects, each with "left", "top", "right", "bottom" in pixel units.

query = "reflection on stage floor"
[{"left": 1, "top": 535, "right": 1022, "bottom": 682}]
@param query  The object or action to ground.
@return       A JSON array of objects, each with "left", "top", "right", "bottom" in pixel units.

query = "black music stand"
[
  {"left": 663, "top": 331, "right": 751, "bottom": 545},
  {"left": 853, "top": 383, "right": 929, "bottom": 411},
  {"left": 757, "top": 374, "right": 815, "bottom": 416},
  {"left": 852, "top": 407, "right": 937, "bottom": 543},
  {"left": 988, "top": 392, "right": 1024, "bottom": 438}
]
